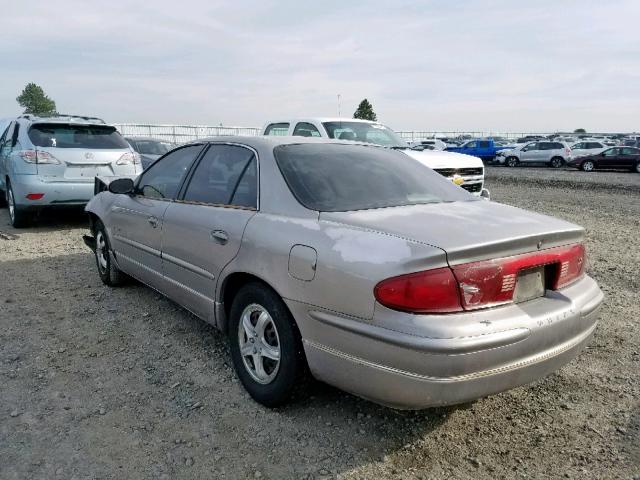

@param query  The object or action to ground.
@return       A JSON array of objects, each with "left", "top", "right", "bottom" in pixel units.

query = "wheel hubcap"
[
  {"left": 584, "top": 162, "right": 594, "bottom": 171},
  {"left": 238, "top": 304, "right": 281, "bottom": 385},
  {"left": 96, "top": 231, "right": 108, "bottom": 273}
]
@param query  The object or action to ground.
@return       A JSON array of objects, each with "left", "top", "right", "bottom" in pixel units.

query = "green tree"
[
  {"left": 574, "top": 128, "right": 586, "bottom": 133},
  {"left": 16, "top": 83, "right": 57, "bottom": 116},
  {"left": 353, "top": 98, "right": 377, "bottom": 121}
]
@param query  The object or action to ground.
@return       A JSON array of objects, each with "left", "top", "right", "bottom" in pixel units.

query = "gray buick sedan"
[{"left": 84, "top": 136, "right": 603, "bottom": 409}]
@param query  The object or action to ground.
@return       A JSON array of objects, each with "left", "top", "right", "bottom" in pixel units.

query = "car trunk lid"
[{"left": 320, "top": 200, "right": 584, "bottom": 265}]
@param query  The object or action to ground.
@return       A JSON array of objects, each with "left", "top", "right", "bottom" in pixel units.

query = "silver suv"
[
  {"left": 0, "top": 114, "right": 141, "bottom": 227},
  {"left": 495, "top": 141, "right": 572, "bottom": 168}
]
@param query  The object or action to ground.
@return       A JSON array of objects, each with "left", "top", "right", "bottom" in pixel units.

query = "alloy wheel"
[
  {"left": 95, "top": 230, "right": 108, "bottom": 274},
  {"left": 237, "top": 303, "right": 281, "bottom": 385},
  {"left": 582, "top": 161, "right": 594, "bottom": 172},
  {"left": 7, "top": 187, "right": 15, "bottom": 223}
]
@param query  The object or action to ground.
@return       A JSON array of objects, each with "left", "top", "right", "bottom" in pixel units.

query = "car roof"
[
  {"left": 125, "top": 136, "right": 172, "bottom": 142},
  {"left": 192, "top": 135, "right": 378, "bottom": 149},
  {"left": 265, "top": 117, "right": 379, "bottom": 125}
]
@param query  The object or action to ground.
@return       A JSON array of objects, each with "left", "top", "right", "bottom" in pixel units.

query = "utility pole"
[{"left": 337, "top": 94, "right": 341, "bottom": 117}]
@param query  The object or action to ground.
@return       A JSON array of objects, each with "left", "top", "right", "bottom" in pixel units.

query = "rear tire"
[
  {"left": 94, "top": 219, "right": 126, "bottom": 286},
  {"left": 506, "top": 157, "right": 518, "bottom": 168},
  {"left": 6, "top": 180, "right": 30, "bottom": 228},
  {"left": 581, "top": 160, "right": 595, "bottom": 172},
  {"left": 228, "top": 282, "right": 307, "bottom": 407},
  {"left": 549, "top": 157, "right": 564, "bottom": 168},
  {"left": 635, "top": 162, "right": 640, "bottom": 173}
]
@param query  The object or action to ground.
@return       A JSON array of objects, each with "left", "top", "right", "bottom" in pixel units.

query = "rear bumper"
[
  {"left": 10, "top": 174, "right": 95, "bottom": 208},
  {"left": 288, "top": 275, "right": 603, "bottom": 409}
]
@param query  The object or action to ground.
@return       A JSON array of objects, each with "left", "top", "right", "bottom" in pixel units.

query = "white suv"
[
  {"left": 0, "top": 114, "right": 141, "bottom": 227},
  {"left": 262, "top": 118, "right": 488, "bottom": 197},
  {"left": 495, "top": 141, "right": 572, "bottom": 168}
]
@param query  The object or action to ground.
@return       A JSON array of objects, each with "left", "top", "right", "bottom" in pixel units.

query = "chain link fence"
[{"left": 113, "top": 123, "right": 630, "bottom": 144}]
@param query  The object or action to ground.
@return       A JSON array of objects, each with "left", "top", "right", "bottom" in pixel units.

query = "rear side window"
[
  {"left": 551, "top": 142, "right": 564, "bottom": 149},
  {"left": 264, "top": 123, "right": 289, "bottom": 136},
  {"left": 621, "top": 147, "right": 639, "bottom": 155},
  {"left": 136, "top": 145, "right": 203, "bottom": 200},
  {"left": 274, "top": 143, "right": 473, "bottom": 212},
  {"left": 28, "top": 123, "right": 130, "bottom": 149},
  {"left": 478, "top": 141, "right": 490, "bottom": 148},
  {"left": 182, "top": 144, "right": 257, "bottom": 208},
  {"left": 293, "top": 122, "right": 321, "bottom": 137}
]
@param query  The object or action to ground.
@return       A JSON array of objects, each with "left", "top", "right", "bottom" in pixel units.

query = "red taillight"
[
  {"left": 375, "top": 243, "right": 586, "bottom": 314},
  {"left": 374, "top": 267, "right": 462, "bottom": 313},
  {"left": 26, "top": 193, "right": 45, "bottom": 200}
]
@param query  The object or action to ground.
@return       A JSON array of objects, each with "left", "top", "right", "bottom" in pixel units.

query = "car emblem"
[
  {"left": 452, "top": 174, "right": 465, "bottom": 186},
  {"left": 85, "top": 152, "right": 94, "bottom": 160}
]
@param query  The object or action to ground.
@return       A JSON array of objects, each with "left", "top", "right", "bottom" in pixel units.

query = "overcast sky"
[{"left": 2, "top": 0, "right": 639, "bottom": 132}]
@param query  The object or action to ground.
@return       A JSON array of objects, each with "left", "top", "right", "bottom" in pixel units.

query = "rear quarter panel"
[{"left": 220, "top": 212, "right": 448, "bottom": 322}]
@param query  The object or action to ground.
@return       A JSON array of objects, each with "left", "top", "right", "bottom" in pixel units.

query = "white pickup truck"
[{"left": 262, "top": 118, "right": 488, "bottom": 197}]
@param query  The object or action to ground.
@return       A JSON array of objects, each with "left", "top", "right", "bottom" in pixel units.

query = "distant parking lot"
[{"left": 1, "top": 168, "right": 638, "bottom": 479}]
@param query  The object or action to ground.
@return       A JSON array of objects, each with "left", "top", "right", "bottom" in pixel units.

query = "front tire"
[
  {"left": 581, "top": 160, "right": 595, "bottom": 172},
  {"left": 94, "top": 220, "right": 126, "bottom": 286},
  {"left": 506, "top": 156, "right": 518, "bottom": 168},
  {"left": 635, "top": 162, "right": 640, "bottom": 173},
  {"left": 550, "top": 157, "right": 564, "bottom": 168},
  {"left": 228, "top": 283, "right": 307, "bottom": 407},
  {"left": 6, "top": 181, "right": 30, "bottom": 228}
]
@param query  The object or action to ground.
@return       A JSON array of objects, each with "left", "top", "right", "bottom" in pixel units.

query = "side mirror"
[
  {"left": 108, "top": 177, "right": 135, "bottom": 195},
  {"left": 480, "top": 188, "right": 491, "bottom": 201}
]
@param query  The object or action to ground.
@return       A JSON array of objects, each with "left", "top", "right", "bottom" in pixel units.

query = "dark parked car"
[
  {"left": 125, "top": 137, "right": 174, "bottom": 169},
  {"left": 567, "top": 147, "right": 640, "bottom": 173}
]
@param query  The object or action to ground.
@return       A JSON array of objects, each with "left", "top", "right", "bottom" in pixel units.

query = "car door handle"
[
  {"left": 210, "top": 230, "right": 228, "bottom": 245},
  {"left": 148, "top": 216, "right": 159, "bottom": 228}
]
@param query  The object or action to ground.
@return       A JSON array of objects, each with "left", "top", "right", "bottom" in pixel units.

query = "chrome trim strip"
[
  {"left": 113, "top": 235, "right": 161, "bottom": 258},
  {"left": 304, "top": 321, "right": 597, "bottom": 383},
  {"left": 308, "top": 310, "right": 530, "bottom": 354},
  {"left": 162, "top": 252, "right": 216, "bottom": 281},
  {"left": 163, "top": 273, "right": 215, "bottom": 304}
]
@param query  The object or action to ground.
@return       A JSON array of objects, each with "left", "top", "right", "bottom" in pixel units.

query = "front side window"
[
  {"left": 182, "top": 144, "right": 257, "bottom": 208},
  {"left": 136, "top": 145, "right": 202, "bottom": 200},
  {"left": 264, "top": 123, "right": 289, "bottom": 136},
  {"left": 603, "top": 148, "right": 619, "bottom": 156},
  {"left": 465, "top": 141, "right": 477, "bottom": 149},
  {"left": 322, "top": 122, "right": 406, "bottom": 147},
  {"left": 292, "top": 122, "right": 321, "bottom": 137},
  {"left": 522, "top": 143, "right": 538, "bottom": 151},
  {"left": 573, "top": 143, "right": 584, "bottom": 150},
  {"left": 29, "top": 123, "right": 129, "bottom": 149},
  {"left": 274, "top": 143, "right": 473, "bottom": 212}
]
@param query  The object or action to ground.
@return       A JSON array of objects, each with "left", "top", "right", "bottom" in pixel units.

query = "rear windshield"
[
  {"left": 29, "top": 123, "right": 130, "bottom": 149},
  {"left": 131, "top": 139, "right": 172, "bottom": 155},
  {"left": 274, "top": 143, "right": 474, "bottom": 212}
]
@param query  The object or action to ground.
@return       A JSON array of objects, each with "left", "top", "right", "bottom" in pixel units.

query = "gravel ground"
[{"left": 1, "top": 168, "right": 639, "bottom": 480}]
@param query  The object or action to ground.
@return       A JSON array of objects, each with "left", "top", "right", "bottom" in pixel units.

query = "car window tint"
[
  {"left": 274, "top": 143, "right": 473, "bottom": 212},
  {"left": 11, "top": 123, "right": 20, "bottom": 147},
  {"left": 292, "top": 122, "right": 321, "bottom": 137},
  {"left": 183, "top": 144, "right": 257, "bottom": 208},
  {"left": 264, "top": 123, "right": 289, "bottom": 136},
  {"left": 137, "top": 145, "right": 202, "bottom": 200},
  {"left": 29, "top": 124, "right": 129, "bottom": 149},
  {"left": 478, "top": 141, "right": 490, "bottom": 148}
]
